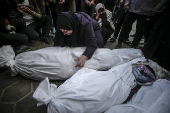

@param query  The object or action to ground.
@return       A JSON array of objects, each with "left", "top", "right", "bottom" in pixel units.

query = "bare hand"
[
  {"left": 17, "top": 4, "right": 26, "bottom": 13},
  {"left": 90, "top": 0, "right": 94, "bottom": 5},
  {"left": 95, "top": 13, "right": 100, "bottom": 20},
  {"left": 120, "top": 0, "right": 124, "bottom": 3},
  {"left": 74, "top": 55, "right": 88, "bottom": 67},
  {"left": 85, "top": 0, "right": 91, "bottom": 6},
  {"left": 46, "top": 2, "right": 49, "bottom": 6},
  {"left": 59, "top": 0, "right": 65, "bottom": 4},
  {"left": 124, "top": 2, "right": 129, "bottom": 10},
  {"left": 23, "top": 6, "right": 33, "bottom": 14}
]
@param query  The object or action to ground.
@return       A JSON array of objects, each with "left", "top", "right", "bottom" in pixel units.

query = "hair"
[{"left": 98, "top": 8, "right": 104, "bottom": 13}]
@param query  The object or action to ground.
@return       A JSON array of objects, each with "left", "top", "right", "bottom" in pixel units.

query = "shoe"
[
  {"left": 123, "top": 39, "right": 132, "bottom": 46},
  {"left": 109, "top": 37, "right": 116, "bottom": 43},
  {"left": 115, "top": 43, "right": 122, "bottom": 49},
  {"left": 51, "top": 28, "right": 56, "bottom": 34},
  {"left": 28, "top": 40, "right": 36, "bottom": 43},
  {"left": 42, "top": 37, "right": 52, "bottom": 45},
  {"left": 14, "top": 45, "right": 32, "bottom": 51}
]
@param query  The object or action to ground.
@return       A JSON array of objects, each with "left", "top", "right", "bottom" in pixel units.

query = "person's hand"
[
  {"left": 90, "top": 0, "right": 94, "bottom": 5},
  {"left": 74, "top": 55, "right": 88, "bottom": 67},
  {"left": 59, "top": 0, "right": 65, "bottom": 4},
  {"left": 152, "top": 5, "right": 161, "bottom": 15},
  {"left": 95, "top": 7, "right": 101, "bottom": 19},
  {"left": 120, "top": 0, "right": 124, "bottom": 4},
  {"left": 23, "top": 6, "right": 34, "bottom": 14},
  {"left": 95, "top": 13, "right": 100, "bottom": 20},
  {"left": 17, "top": 4, "right": 26, "bottom": 13},
  {"left": 124, "top": 2, "right": 129, "bottom": 10},
  {"left": 85, "top": 0, "right": 91, "bottom": 6},
  {"left": 46, "top": 2, "right": 49, "bottom": 6}
]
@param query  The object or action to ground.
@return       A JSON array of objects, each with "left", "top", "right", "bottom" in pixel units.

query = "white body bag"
[
  {"left": 33, "top": 58, "right": 146, "bottom": 113},
  {"left": 0, "top": 45, "right": 143, "bottom": 80}
]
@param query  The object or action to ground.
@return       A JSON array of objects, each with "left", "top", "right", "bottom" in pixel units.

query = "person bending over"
[{"left": 54, "top": 11, "right": 104, "bottom": 67}]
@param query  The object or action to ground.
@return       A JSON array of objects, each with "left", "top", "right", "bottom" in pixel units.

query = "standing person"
[
  {"left": 45, "top": 0, "right": 57, "bottom": 30},
  {"left": 142, "top": 0, "right": 170, "bottom": 71},
  {"left": 54, "top": 11, "right": 104, "bottom": 67},
  {"left": 76, "top": 0, "right": 81, "bottom": 11},
  {"left": 95, "top": 3, "right": 115, "bottom": 45},
  {"left": 56, "top": 0, "right": 76, "bottom": 14},
  {"left": 109, "top": 0, "right": 126, "bottom": 43},
  {"left": 46, "top": 0, "right": 76, "bottom": 28},
  {"left": 9, "top": 0, "right": 52, "bottom": 44},
  {"left": 115, "top": 0, "right": 167, "bottom": 48},
  {"left": 36, "top": 0, "right": 46, "bottom": 15},
  {"left": 104, "top": 0, "right": 115, "bottom": 12},
  {"left": 81, "top": 0, "right": 95, "bottom": 17}
]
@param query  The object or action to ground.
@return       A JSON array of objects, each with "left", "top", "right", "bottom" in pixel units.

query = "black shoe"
[
  {"left": 115, "top": 43, "right": 122, "bottom": 49},
  {"left": 123, "top": 39, "right": 132, "bottom": 46},
  {"left": 28, "top": 40, "right": 36, "bottom": 43},
  {"left": 109, "top": 37, "right": 116, "bottom": 43},
  {"left": 43, "top": 37, "right": 52, "bottom": 45},
  {"left": 14, "top": 45, "right": 32, "bottom": 51}
]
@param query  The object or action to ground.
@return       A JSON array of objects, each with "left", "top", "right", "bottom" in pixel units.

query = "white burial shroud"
[
  {"left": 104, "top": 79, "right": 170, "bottom": 113},
  {"left": 0, "top": 45, "right": 143, "bottom": 80},
  {"left": 33, "top": 58, "right": 146, "bottom": 113}
]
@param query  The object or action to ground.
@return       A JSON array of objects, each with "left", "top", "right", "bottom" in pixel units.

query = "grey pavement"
[{"left": 0, "top": 22, "right": 143, "bottom": 113}]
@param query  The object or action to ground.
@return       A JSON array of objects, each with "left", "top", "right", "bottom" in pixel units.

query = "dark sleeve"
[
  {"left": 157, "top": 0, "right": 167, "bottom": 7},
  {"left": 82, "top": 22, "right": 98, "bottom": 59},
  {"left": 9, "top": 10, "right": 22, "bottom": 20},
  {"left": 53, "top": 28, "right": 60, "bottom": 46}
]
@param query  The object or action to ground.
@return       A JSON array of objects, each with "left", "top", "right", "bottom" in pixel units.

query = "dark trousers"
[
  {"left": 0, "top": 19, "right": 28, "bottom": 47},
  {"left": 81, "top": 0, "right": 95, "bottom": 17},
  {"left": 118, "top": 11, "right": 147, "bottom": 47},
  {"left": 105, "top": 0, "right": 115, "bottom": 12},
  {"left": 46, "top": 2, "right": 57, "bottom": 28},
  {"left": 56, "top": 0, "right": 76, "bottom": 13},
  {"left": 99, "top": 0, "right": 106, "bottom": 4},
  {"left": 0, "top": 32, "right": 28, "bottom": 47},
  {"left": 25, "top": 15, "right": 52, "bottom": 40},
  {"left": 144, "top": 13, "right": 164, "bottom": 43},
  {"left": 10, "top": 18, "right": 26, "bottom": 34},
  {"left": 95, "top": 27, "right": 104, "bottom": 48},
  {"left": 114, "top": 3, "right": 126, "bottom": 38}
]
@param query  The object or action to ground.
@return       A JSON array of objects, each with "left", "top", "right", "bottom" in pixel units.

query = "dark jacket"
[
  {"left": 125, "top": 0, "right": 167, "bottom": 16},
  {"left": 54, "top": 12, "right": 103, "bottom": 59},
  {"left": 74, "top": 12, "right": 102, "bottom": 59}
]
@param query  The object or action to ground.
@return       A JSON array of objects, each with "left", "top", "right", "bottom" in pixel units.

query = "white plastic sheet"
[
  {"left": 104, "top": 79, "right": 170, "bottom": 113},
  {"left": 147, "top": 60, "right": 170, "bottom": 80},
  {"left": 0, "top": 45, "right": 144, "bottom": 80},
  {"left": 33, "top": 58, "right": 146, "bottom": 113}
]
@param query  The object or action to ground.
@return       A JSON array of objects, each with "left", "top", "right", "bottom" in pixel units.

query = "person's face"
[
  {"left": 60, "top": 29, "right": 73, "bottom": 35},
  {"left": 98, "top": 8, "right": 105, "bottom": 15}
]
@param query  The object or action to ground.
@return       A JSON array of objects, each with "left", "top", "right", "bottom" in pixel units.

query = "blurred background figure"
[
  {"left": 115, "top": 0, "right": 167, "bottom": 49},
  {"left": 81, "top": 0, "right": 95, "bottom": 17},
  {"left": 94, "top": 3, "right": 115, "bottom": 45}
]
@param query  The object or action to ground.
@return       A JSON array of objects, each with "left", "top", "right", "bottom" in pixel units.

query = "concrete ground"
[{"left": 0, "top": 22, "right": 143, "bottom": 113}]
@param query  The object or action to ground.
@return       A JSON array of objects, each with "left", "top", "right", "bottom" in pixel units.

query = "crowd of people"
[{"left": 0, "top": 0, "right": 169, "bottom": 71}]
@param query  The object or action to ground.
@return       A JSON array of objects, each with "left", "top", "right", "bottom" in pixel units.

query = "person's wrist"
[{"left": 82, "top": 55, "right": 88, "bottom": 60}]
